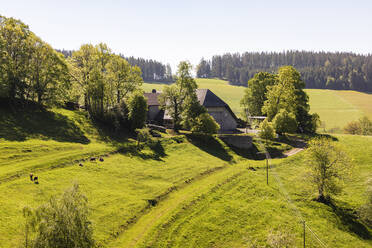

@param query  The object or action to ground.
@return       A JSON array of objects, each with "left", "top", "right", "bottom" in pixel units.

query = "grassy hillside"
[
  {"left": 143, "top": 79, "right": 372, "bottom": 132},
  {"left": 0, "top": 105, "right": 371, "bottom": 248},
  {"left": 112, "top": 135, "right": 372, "bottom": 248},
  {"left": 0, "top": 106, "right": 269, "bottom": 247}
]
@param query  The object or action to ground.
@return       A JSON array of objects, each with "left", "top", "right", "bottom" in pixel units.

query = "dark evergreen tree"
[{"left": 198, "top": 51, "right": 372, "bottom": 91}]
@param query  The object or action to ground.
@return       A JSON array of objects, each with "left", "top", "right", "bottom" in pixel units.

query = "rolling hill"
[
  {"left": 0, "top": 105, "right": 371, "bottom": 247},
  {"left": 142, "top": 79, "right": 372, "bottom": 132}
]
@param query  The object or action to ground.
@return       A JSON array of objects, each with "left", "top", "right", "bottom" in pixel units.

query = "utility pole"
[
  {"left": 303, "top": 221, "right": 306, "bottom": 248},
  {"left": 266, "top": 156, "right": 268, "bottom": 185}
]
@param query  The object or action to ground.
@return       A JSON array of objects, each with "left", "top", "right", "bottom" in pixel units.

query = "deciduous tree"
[
  {"left": 240, "top": 72, "right": 276, "bottom": 117},
  {"left": 305, "top": 137, "right": 352, "bottom": 202}
]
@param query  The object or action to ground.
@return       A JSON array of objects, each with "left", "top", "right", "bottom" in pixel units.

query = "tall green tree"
[
  {"left": 240, "top": 72, "right": 277, "bottom": 117},
  {"left": 106, "top": 55, "right": 143, "bottom": 105},
  {"left": 305, "top": 137, "right": 352, "bottom": 202},
  {"left": 160, "top": 61, "right": 198, "bottom": 132},
  {"left": 29, "top": 38, "right": 69, "bottom": 104},
  {"left": 0, "top": 16, "right": 33, "bottom": 100},
  {"left": 262, "top": 66, "right": 318, "bottom": 133},
  {"left": 196, "top": 58, "right": 211, "bottom": 78}
]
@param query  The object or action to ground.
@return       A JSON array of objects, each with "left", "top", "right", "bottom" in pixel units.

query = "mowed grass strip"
[
  {"left": 109, "top": 160, "right": 256, "bottom": 248},
  {"left": 334, "top": 91, "right": 372, "bottom": 119},
  {"left": 133, "top": 135, "right": 371, "bottom": 248},
  {"left": 0, "top": 137, "right": 237, "bottom": 247},
  {"left": 305, "top": 89, "right": 365, "bottom": 130}
]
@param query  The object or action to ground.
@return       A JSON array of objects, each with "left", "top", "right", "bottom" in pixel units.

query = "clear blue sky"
[{"left": 1, "top": 0, "right": 371, "bottom": 71}]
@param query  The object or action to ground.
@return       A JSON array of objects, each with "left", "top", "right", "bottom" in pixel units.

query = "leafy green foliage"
[
  {"left": 240, "top": 72, "right": 276, "bottom": 117},
  {"left": 159, "top": 61, "right": 198, "bottom": 131},
  {"left": 0, "top": 15, "right": 69, "bottom": 104},
  {"left": 23, "top": 183, "right": 94, "bottom": 248},
  {"left": 259, "top": 119, "right": 275, "bottom": 142},
  {"left": 68, "top": 43, "right": 143, "bottom": 119},
  {"left": 272, "top": 109, "right": 297, "bottom": 135},
  {"left": 261, "top": 66, "right": 318, "bottom": 133},
  {"left": 305, "top": 137, "right": 353, "bottom": 201},
  {"left": 135, "top": 127, "right": 152, "bottom": 149},
  {"left": 128, "top": 91, "right": 147, "bottom": 130},
  {"left": 190, "top": 113, "right": 220, "bottom": 134}
]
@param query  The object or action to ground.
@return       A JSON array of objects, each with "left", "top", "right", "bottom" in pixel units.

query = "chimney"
[{"left": 152, "top": 89, "right": 157, "bottom": 93}]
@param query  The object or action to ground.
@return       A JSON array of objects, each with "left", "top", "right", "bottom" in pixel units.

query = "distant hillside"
[
  {"left": 143, "top": 78, "right": 372, "bottom": 132},
  {"left": 196, "top": 51, "right": 372, "bottom": 91}
]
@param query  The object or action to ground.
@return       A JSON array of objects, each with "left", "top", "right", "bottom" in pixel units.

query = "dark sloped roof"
[
  {"left": 196, "top": 89, "right": 228, "bottom": 107},
  {"left": 145, "top": 89, "right": 239, "bottom": 122},
  {"left": 196, "top": 89, "right": 238, "bottom": 121},
  {"left": 144, "top": 92, "right": 161, "bottom": 106}
]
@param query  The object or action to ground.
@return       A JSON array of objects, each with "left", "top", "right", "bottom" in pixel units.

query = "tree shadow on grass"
[
  {"left": 185, "top": 134, "right": 233, "bottom": 162},
  {"left": 0, "top": 104, "right": 89, "bottom": 144},
  {"left": 117, "top": 140, "right": 167, "bottom": 161},
  {"left": 89, "top": 117, "right": 131, "bottom": 144},
  {"left": 225, "top": 143, "right": 266, "bottom": 160},
  {"left": 327, "top": 199, "right": 371, "bottom": 240}
]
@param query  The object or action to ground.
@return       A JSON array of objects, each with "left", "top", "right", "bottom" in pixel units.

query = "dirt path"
[{"left": 283, "top": 139, "right": 307, "bottom": 157}]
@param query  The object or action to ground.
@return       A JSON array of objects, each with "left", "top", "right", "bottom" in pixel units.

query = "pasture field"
[
  {"left": 0, "top": 105, "right": 283, "bottom": 247},
  {"left": 0, "top": 105, "right": 371, "bottom": 248},
  {"left": 143, "top": 79, "right": 372, "bottom": 132},
  {"left": 112, "top": 134, "right": 371, "bottom": 248}
]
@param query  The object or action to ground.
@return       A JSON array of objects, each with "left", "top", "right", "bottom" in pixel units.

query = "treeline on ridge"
[
  {"left": 196, "top": 51, "right": 372, "bottom": 91},
  {"left": 57, "top": 49, "right": 173, "bottom": 83}
]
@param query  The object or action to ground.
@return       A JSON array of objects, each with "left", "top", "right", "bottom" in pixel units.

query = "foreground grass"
[
  {"left": 1, "top": 105, "right": 371, "bottom": 247},
  {"left": 118, "top": 135, "right": 371, "bottom": 248},
  {"left": 0, "top": 106, "right": 259, "bottom": 247}
]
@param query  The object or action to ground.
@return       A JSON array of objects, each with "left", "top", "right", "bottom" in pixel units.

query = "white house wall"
[{"left": 206, "top": 107, "right": 237, "bottom": 131}]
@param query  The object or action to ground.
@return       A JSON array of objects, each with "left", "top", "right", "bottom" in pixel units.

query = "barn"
[{"left": 145, "top": 89, "right": 238, "bottom": 131}]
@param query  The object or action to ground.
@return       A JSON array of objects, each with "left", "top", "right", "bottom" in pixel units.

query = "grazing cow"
[
  {"left": 33, "top": 176, "right": 38, "bottom": 184},
  {"left": 79, "top": 163, "right": 83, "bottom": 167},
  {"left": 90, "top": 157, "right": 96, "bottom": 162},
  {"left": 99, "top": 157, "right": 104, "bottom": 162},
  {"left": 30, "top": 173, "right": 34, "bottom": 181}
]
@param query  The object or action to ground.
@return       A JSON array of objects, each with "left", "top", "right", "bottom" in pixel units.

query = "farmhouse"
[{"left": 144, "top": 89, "right": 238, "bottom": 131}]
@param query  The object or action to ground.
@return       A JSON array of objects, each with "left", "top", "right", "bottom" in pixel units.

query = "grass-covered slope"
[
  {"left": 0, "top": 105, "right": 371, "bottom": 248},
  {"left": 120, "top": 135, "right": 372, "bottom": 248},
  {"left": 0, "top": 106, "right": 262, "bottom": 247},
  {"left": 143, "top": 79, "right": 372, "bottom": 131}
]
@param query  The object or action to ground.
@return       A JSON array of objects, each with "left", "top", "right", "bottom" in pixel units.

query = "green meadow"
[
  {"left": 143, "top": 79, "right": 372, "bottom": 132},
  {"left": 0, "top": 105, "right": 371, "bottom": 247}
]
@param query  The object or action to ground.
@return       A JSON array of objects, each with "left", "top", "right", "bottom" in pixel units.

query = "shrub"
[
  {"left": 259, "top": 119, "right": 275, "bottom": 142},
  {"left": 344, "top": 116, "right": 372, "bottom": 135},
  {"left": 136, "top": 128, "right": 152, "bottom": 149},
  {"left": 344, "top": 121, "right": 361, "bottom": 134},
  {"left": 272, "top": 109, "right": 297, "bottom": 135},
  {"left": 190, "top": 113, "right": 220, "bottom": 134},
  {"left": 23, "top": 183, "right": 94, "bottom": 248}
]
